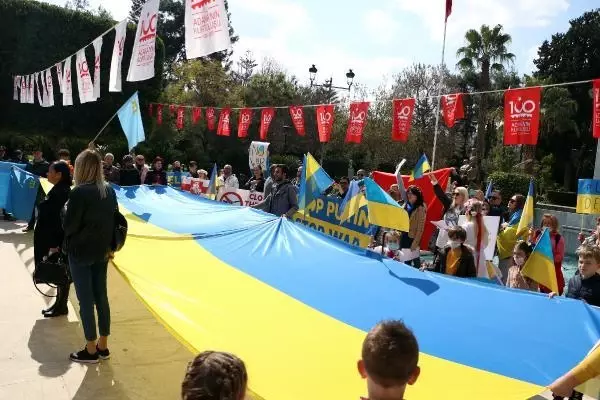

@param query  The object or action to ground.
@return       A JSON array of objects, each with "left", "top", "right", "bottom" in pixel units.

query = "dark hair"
[
  {"left": 406, "top": 185, "right": 425, "bottom": 208},
  {"left": 51, "top": 161, "right": 73, "bottom": 186},
  {"left": 447, "top": 225, "right": 467, "bottom": 242},
  {"left": 270, "top": 164, "right": 277, "bottom": 172},
  {"left": 339, "top": 176, "right": 350, "bottom": 184},
  {"left": 276, "top": 164, "right": 288, "bottom": 177},
  {"left": 58, "top": 149, "right": 70, "bottom": 158},
  {"left": 182, "top": 351, "right": 247, "bottom": 400},
  {"left": 512, "top": 194, "right": 525, "bottom": 210},
  {"left": 189, "top": 161, "right": 198, "bottom": 168},
  {"left": 123, "top": 155, "right": 134, "bottom": 163},
  {"left": 362, "top": 320, "right": 419, "bottom": 387},
  {"left": 514, "top": 240, "right": 533, "bottom": 257}
]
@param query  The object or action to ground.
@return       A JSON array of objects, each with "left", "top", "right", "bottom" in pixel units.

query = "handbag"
[
  {"left": 33, "top": 252, "right": 70, "bottom": 286},
  {"left": 111, "top": 209, "right": 128, "bottom": 252}
]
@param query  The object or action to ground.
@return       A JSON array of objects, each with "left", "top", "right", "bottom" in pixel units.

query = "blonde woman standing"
[
  {"left": 63, "top": 150, "right": 117, "bottom": 364},
  {"left": 461, "top": 200, "right": 490, "bottom": 278}
]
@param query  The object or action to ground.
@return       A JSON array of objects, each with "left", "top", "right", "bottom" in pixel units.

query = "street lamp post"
[{"left": 308, "top": 64, "right": 355, "bottom": 165}]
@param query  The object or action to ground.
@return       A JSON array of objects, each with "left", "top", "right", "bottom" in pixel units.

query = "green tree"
[{"left": 456, "top": 24, "right": 515, "bottom": 180}]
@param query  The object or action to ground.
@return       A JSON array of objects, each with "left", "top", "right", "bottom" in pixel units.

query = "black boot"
[{"left": 43, "top": 285, "right": 69, "bottom": 318}]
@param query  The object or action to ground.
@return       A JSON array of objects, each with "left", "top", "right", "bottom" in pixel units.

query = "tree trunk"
[
  {"left": 523, "top": 145, "right": 536, "bottom": 175},
  {"left": 475, "top": 61, "right": 491, "bottom": 183}
]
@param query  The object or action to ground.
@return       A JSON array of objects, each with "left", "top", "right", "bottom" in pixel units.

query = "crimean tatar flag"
[
  {"left": 410, "top": 154, "right": 431, "bottom": 181},
  {"left": 521, "top": 228, "right": 559, "bottom": 293},
  {"left": 117, "top": 92, "right": 146, "bottom": 150}
]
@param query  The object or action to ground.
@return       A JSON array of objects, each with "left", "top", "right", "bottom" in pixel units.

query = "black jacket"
[
  {"left": 63, "top": 183, "right": 117, "bottom": 265},
  {"left": 145, "top": 169, "right": 167, "bottom": 185},
  {"left": 245, "top": 177, "right": 265, "bottom": 192},
  {"left": 566, "top": 274, "right": 600, "bottom": 307},
  {"left": 27, "top": 159, "right": 50, "bottom": 177},
  {"left": 119, "top": 168, "right": 141, "bottom": 186},
  {"left": 432, "top": 245, "right": 477, "bottom": 278},
  {"left": 34, "top": 181, "right": 71, "bottom": 263}
]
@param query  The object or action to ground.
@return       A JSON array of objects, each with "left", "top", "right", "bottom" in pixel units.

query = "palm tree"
[{"left": 457, "top": 24, "right": 515, "bottom": 181}]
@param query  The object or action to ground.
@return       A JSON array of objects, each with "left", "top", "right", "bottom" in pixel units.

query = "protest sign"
[
  {"left": 167, "top": 171, "right": 188, "bottom": 188},
  {"left": 577, "top": 179, "right": 600, "bottom": 214},
  {"left": 249, "top": 141, "right": 270, "bottom": 171},
  {"left": 293, "top": 195, "right": 373, "bottom": 247},
  {"left": 181, "top": 177, "right": 210, "bottom": 194},
  {"left": 217, "top": 188, "right": 265, "bottom": 207},
  {"left": 456, "top": 216, "right": 501, "bottom": 261}
]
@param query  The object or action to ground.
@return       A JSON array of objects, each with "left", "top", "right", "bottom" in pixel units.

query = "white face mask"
[
  {"left": 470, "top": 211, "right": 478, "bottom": 217},
  {"left": 387, "top": 242, "right": 400, "bottom": 251},
  {"left": 448, "top": 240, "right": 461, "bottom": 249},
  {"left": 514, "top": 256, "right": 525, "bottom": 266}
]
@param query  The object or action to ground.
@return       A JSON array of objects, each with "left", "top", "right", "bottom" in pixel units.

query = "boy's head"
[
  {"left": 358, "top": 320, "right": 420, "bottom": 400},
  {"left": 385, "top": 231, "right": 401, "bottom": 250},
  {"left": 576, "top": 245, "right": 600, "bottom": 279},
  {"left": 447, "top": 226, "right": 467, "bottom": 249},
  {"left": 182, "top": 351, "right": 247, "bottom": 400}
]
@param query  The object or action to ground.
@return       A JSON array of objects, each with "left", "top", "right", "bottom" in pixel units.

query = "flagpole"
[
  {"left": 91, "top": 112, "right": 118, "bottom": 144},
  {"left": 431, "top": 17, "right": 448, "bottom": 170}
]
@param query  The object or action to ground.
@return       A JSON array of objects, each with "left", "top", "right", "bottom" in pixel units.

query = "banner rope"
[{"left": 150, "top": 78, "right": 595, "bottom": 111}]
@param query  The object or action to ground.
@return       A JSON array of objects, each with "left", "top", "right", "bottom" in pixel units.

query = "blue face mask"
[{"left": 387, "top": 242, "right": 400, "bottom": 251}]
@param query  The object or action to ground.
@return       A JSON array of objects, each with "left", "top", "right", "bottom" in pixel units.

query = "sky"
[{"left": 41, "top": 0, "right": 597, "bottom": 91}]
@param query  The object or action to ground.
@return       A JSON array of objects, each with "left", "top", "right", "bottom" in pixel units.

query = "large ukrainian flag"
[{"left": 39, "top": 181, "right": 600, "bottom": 399}]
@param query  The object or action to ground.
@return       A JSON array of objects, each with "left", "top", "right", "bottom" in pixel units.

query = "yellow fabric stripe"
[{"left": 112, "top": 209, "right": 544, "bottom": 399}]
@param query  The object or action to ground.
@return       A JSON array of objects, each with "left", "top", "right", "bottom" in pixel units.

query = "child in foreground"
[
  {"left": 429, "top": 225, "right": 476, "bottom": 278},
  {"left": 182, "top": 351, "right": 247, "bottom": 400},
  {"left": 358, "top": 320, "right": 420, "bottom": 400}
]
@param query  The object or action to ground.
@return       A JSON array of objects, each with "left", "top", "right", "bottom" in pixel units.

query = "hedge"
[
  {"left": 0, "top": 0, "right": 164, "bottom": 144},
  {"left": 487, "top": 171, "right": 534, "bottom": 202}
]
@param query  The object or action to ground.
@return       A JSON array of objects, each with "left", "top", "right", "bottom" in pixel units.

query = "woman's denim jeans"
[{"left": 69, "top": 258, "right": 111, "bottom": 342}]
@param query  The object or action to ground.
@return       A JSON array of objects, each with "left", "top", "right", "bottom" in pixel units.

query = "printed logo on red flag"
[
  {"left": 503, "top": 87, "right": 541, "bottom": 146},
  {"left": 217, "top": 108, "right": 231, "bottom": 136},
  {"left": 192, "top": 107, "right": 202, "bottom": 125},
  {"left": 176, "top": 106, "right": 185, "bottom": 130},
  {"left": 260, "top": 108, "right": 275, "bottom": 140},
  {"left": 149, "top": 103, "right": 154, "bottom": 117},
  {"left": 316, "top": 105, "right": 335, "bottom": 143},
  {"left": 441, "top": 93, "right": 464, "bottom": 128},
  {"left": 206, "top": 107, "right": 216, "bottom": 131},
  {"left": 157, "top": 104, "right": 163, "bottom": 125},
  {"left": 593, "top": 80, "right": 600, "bottom": 139},
  {"left": 238, "top": 108, "right": 253, "bottom": 138},
  {"left": 289, "top": 106, "right": 305, "bottom": 136},
  {"left": 392, "top": 98, "right": 416, "bottom": 142},
  {"left": 345, "top": 102, "right": 370, "bottom": 144}
]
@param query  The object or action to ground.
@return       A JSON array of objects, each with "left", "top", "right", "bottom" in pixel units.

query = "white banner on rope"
[
  {"left": 185, "top": 0, "right": 232, "bottom": 59},
  {"left": 127, "top": 0, "right": 159, "bottom": 82},
  {"left": 62, "top": 57, "right": 73, "bottom": 106},
  {"left": 92, "top": 37, "right": 103, "bottom": 100},
  {"left": 109, "top": 20, "right": 127, "bottom": 92},
  {"left": 76, "top": 49, "right": 96, "bottom": 103}
]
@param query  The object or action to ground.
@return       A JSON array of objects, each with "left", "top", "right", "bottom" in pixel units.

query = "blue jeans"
[{"left": 69, "top": 258, "right": 111, "bottom": 342}]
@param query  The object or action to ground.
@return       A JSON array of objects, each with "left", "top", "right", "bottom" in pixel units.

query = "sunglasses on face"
[{"left": 452, "top": 192, "right": 461, "bottom": 197}]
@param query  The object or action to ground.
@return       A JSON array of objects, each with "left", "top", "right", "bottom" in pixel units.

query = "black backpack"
[{"left": 110, "top": 189, "right": 128, "bottom": 252}]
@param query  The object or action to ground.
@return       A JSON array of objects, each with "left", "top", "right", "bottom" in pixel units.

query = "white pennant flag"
[
  {"left": 45, "top": 68, "right": 54, "bottom": 107},
  {"left": 56, "top": 62, "right": 64, "bottom": 93},
  {"left": 92, "top": 37, "right": 102, "bottom": 100},
  {"left": 62, "top": 57, "right": 73, "bottom": 106},
  {"left": 76, "top": 49, "right": 96, "bottom": 103},
  {"left": 28, "top": 74, "right": 35, "bottom": 104},
  {"left": 127, "top": 0, "right": 159, "bottom": 82},
  {"left": 109, "top": 20, "right": 127, "bottom": 92},
  {"left": 185, "top": 0, "right": 232, "bottom": 59},
  {"left": 20, "top": 75, "right": 26, "bottom": 103},
  {"left": 13, "top": 76, "right": 21, "bottom": 101},
  {"left": 37, "top": 72, "right": 47, "bottom": 107}
]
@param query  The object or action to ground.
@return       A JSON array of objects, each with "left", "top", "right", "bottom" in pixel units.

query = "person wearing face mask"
[
  {"left": 371, "top": 231, "right": 402, "bottom": 260},
  {"left": 529, "top": 214, "right": 565, "bottom": 295},
  {"left": 461, "top": 200, "right": 490, "bottom": 278},
  {"left": 429, "top": 226, "right": 476, "bottom": 278},
  {"left": 506, "top": 241, "right": 538, "bottom": 291},
  {"left": 579, "top": 216, "right": 600, "bottom": 248}
]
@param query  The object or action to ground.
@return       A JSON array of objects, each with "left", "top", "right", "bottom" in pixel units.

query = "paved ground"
[
  {"left": 0, "top": 219, "right": 592, "bottom": 400},
  {"left": 0, "top": 220, "right": 192, "bottom": 400}
]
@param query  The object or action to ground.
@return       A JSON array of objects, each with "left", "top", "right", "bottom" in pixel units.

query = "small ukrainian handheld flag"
[
  {"left": 117, "top": 92, "right": 146, "bottom": 151},
  {"left": 338, "top": 180, "right": 367, "bottom": 223},
  {"left": 363, "top": 178, "right": 409, "bottom": 232},
  {"left": 517, "top": 178, "right": 535, "bottom": 237},
  {"left": 298, "top": 153, "right": 334, "bottom": 212},
  {"left": 521, "top": 228, "right": 559, "bottom": 293},
  {"left": 207, "top": 163, "right": 218, "bottom": 197},
  {"left": 410, "top": 154, "right": 431, "bottom": 181}
]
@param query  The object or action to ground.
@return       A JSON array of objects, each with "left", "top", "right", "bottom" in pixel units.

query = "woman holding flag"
[{"left": 529, "top": 214, "right": 566, "bottom": 295}]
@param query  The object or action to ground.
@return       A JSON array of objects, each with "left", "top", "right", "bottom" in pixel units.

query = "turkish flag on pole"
[
  {"left": 345, "top": 101, "right": 370, "bottom": 144},
  {"left": 206, "top": 107, "right": 216, "bottom": 131},
  {"left": 149, "top": 103, "right": 154, "bottom": 117},
  {"left": 238, "top": 108, "right": 253, "bottom": 138},
  {"left": 593, "top": 79, "right": 600, "bottom": 138},
  {"left": 316, "top": 105, "right": 335, "bottom": 143},
  {"left": 157, "top": 104, "right": 163, "bottom": 125},
  {"left": 176, "top": 106, "right": 185, "bottom": 130},
  {"left": 503, "top": 87, "right": 542, "bottom": 145},
  {"left": 445, "top": 0, "right": 452, "bottom": 21},
  {"left": 391, "top": 98, "right": 416, "bottom": 142},
  {"left": 441, "top": 93, "right": 464, "bottom": 128},
  {"left": 259, "top": 108, "right": 275, "bottom": 140},
  {"left": 192, "top": 107, "right": 202, "bottom": 125},
  {"left": 217, "top": 108, "right": 232, "bottom": 136},
  {"left": 289, "top": 106, "right": 305, "bottom": 136}
]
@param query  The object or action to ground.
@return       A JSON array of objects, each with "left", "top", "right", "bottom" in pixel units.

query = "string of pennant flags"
[
  {"left": 148, "top": 77, "right": 600, "bottom": 146},
  {"left": 11, "top": 0, "right": 233, "bottom": 107}
]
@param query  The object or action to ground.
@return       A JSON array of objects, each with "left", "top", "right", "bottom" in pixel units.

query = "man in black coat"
[{"left": 23, "top": 149, "right": 50, "bottom": 232}]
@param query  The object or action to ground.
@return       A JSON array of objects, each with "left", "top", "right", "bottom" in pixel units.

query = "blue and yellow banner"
[
  {"left": 0, "top": 161, "right": 37, "bottom": 221},
  {"left": 577, "top": 179, "right": 600, "bottom": 214},
  {"left": 167, "top": 171, "right": 188, "bottom": 188},
  {"left": 294, "top": 194, "right": 373, "bottom": 247}
]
